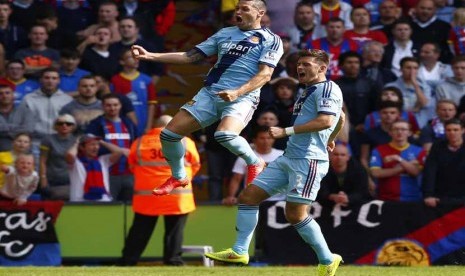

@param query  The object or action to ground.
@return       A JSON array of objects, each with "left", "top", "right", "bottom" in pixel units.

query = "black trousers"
[{"left": 121, "top": 212, "right": 188, "bottom": 266}]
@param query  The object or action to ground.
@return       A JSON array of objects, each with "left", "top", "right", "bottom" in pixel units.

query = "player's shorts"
[
  {"left": 181, "top": 87, "right": 259, "bottom": 128},
  {"left": 253, "top": 155, "right": 329, "bottom": 204}
]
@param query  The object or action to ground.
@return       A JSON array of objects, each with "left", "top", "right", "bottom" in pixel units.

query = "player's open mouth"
[
  {"left": 236, "top": 16, "right": 243, "bottom": 23},
  {"left": 298, "top": 72, "right": 306, "bottom": 78}
]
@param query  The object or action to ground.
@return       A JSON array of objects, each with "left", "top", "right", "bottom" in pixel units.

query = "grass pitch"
[{"left": 1, "top": 266, "right": 465, "bottom": 276}]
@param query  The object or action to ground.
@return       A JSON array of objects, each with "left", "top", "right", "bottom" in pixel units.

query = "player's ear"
[
  {"left": 318, "top": 64, "right": 327, "bottom": 74},
  {"left": 258, "top": 10, "right": 265, "bottom": 18}
]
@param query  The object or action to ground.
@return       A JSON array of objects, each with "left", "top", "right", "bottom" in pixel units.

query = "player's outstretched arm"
[{"left": 131, "top": 45, "right": 206, "bottom": 64}]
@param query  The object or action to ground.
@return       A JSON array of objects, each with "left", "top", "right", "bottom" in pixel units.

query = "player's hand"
[
  {"left": 217, "top": 90, "right": 240, "bottom": 102},
  {"left": 327, "top": 141, "right": 336, "bottom": 152},
  {"left": 269, "top": 127, "right": 286, "bottom": 139},
  {"left": 131, "top": 45, "right": 150, "bottom": 60},
  {"left": 222, "top": 196, "right": 237, "bottom": 206}
]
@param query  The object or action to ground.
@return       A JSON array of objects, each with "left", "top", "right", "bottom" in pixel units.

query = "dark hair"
[
  {"left": 119, "top": 16, "right": 140, "bottom": 29},
  {"left": 378, "top": 86, "right": 404, "bottom": 108},
  {"left": 338, "top": 51, "right": 362, "bottom": 66},
  {"left": 392, "top": 18, "right": 412, "bottom": 29},
  {"left": 298, "top": 49, "right": 330, "bottom": 66},
  {"left": 40, "top": 67, "right": 60, "bottom": 78},
  {"left": 60, "top": 48, "right": 81, "bottom": 59},
  {"left": 78, "top": 75, "right": 96, "bottom": 85},
  {"left": 14, "top": 132, "right": 32, "bottom": 141},
  {"left": 390, "top": 119, "right": 411, "bottom": 130},
  {"left": 0, "top": 0, "right": 11, "bottom": 7},
  {"left": 379, "top": 100, "right": 402, "bottom": 112},
  {"left": 251, "top": 125, "right": 271, "bottom": 139},
  {"left": 327, "top": 17, "right": 345, "bottom": 25},
  {"left": 451, "top": 55, "right": 465, "bottom": 66},
  {"left": 444, "top": 118, "right": 463, "bottom": 128},
  {"left": 101, "top": 93, "right": 121, "bottom": 104},
  {"left": 400, "top": 56, "right": 419, "bottom": 68},
  {"left": 350, "top": 6, "right": 370, "bottom": 18},
  {"left": 6, "top": 59, "right": 25, "bottom": 68}
]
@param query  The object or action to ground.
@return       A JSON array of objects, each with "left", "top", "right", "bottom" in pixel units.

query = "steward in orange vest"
[{"left": 120, "top": 115, "right": 200, "bottom": 266}]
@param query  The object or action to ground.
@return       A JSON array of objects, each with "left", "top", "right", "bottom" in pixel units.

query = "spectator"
[
  {"left": 419, "top": 99, "right": 457, "bottom": 152},
  {"left": 56, "top": 0, "right": 94, "bottom": 48},
  {"left": 222, "top": 125, "right": 283, "bottom": 206},
  {"left": 67, "top": 134, "right": 126, "bottom": 202},
  {"left": 345, "top": 6, "right": 388, "bottom": 48},
  {"left": 410, "top": 0, "right": 453, "bottom": 63},
  {"left": 86, "top": 93, "right": 137, "bottom": 201},
  {"left": 18, "top": 68, "right": 73, "bottom": 158},
  {"left": 13, "top": 24, "right": 60, "bottom": 78},
  {"left": 434, "top": 0, "right": 456, "bottom": 22},
  {"left": 361, "top": 41, "right": 397, "bottom": 88},
  {"left": 287, "top": 2, "right": 319, "bottom": 49},
  {"left": 36, "top": 5, "right": 77, "bottom": 50},
  {"left": 0, "top": 85, "right": 33, "bottom": 151},
  {"left": 312, "top": 0, "right": 353, "bottom": 38},
  {"left": 385, "top": 57, "right": 433, "bottom": 127},
  {"left": 10, "top": 0, "right": 51, "bottom": 31},
  {"left": 364, "top": 86, "right": 420, "bottom": 135},
  {"left": 422, "top": 118, "right": 465, "bottom": 207},
  {"left": 266, "top": 0, "right": 300, "bottom": 33},
  {"left": 370, "top": 119, "right": 426, "bottom": 202},
  {"left": 118, "top": 0, "right": 176, "bottom": 51},
  {"left": 307, "top": 18, "right": 358, "bottom": 80},
  {"left": 79, "top": 26, "right": 120, "bottom": 80},
  {"left": 112, "top": 16, "right": 164, "bottom": 83},
  {"left": 418, "top": 42, "right": 453, "bottom": 92},
  {"left": 0, "top": 60, "right": 39, "bottom": 106},
  {"left": 360, "top": 100, "right": 402, "bottom": 171},
  {"left": 266, "top": 77, "right": 298, "bottom": 130},
  {"left": 0, "top": 133, "right": 31, "bottom": 190},
  {"left": 370, "top": 0, "right": 401, "bottom": 40},
  {"left": 381, "top": 19, "right": 420, "bottom": 77},
  {"left": 94, "top": 74, "right": 138, "bottom": 126},
  {"left": 58, "top": 49, "right": 91, "bottom": 96},
  {"left": 448, "top": 8, "right": 465, "bottom": 56},
  {"left": 111, "top": 49, "right": 157, "bottom": 135},
  {"left": 0, "top": 153, "right": 38, "bottom": 205},
  {"left": 60, "top": 76, "right": 103, "bottom": 134},
  {"left": 39, "top": 114, "right": 78, "bottom": 200},
  {"left": 336, "top": 51, "right": 379, "bottom": 132},
  {"left": 120, "top": 115, "right": 200, "bottom": 266},
  {"left": 319, "top": 142, "right": 370, "bottom": 206},
  {"left": 77, "top": 0, "right": 121, "bottom": 45},
  {"left": 0, "top": 0, "right": 28, "bottom": 60},
  {"left": 436, "top": 55, "right": 465, "bottom": 106}
]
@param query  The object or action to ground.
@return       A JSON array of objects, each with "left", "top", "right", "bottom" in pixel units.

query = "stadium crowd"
[{"left": 0, "top": 0, "right": 464, "bottom": 209}]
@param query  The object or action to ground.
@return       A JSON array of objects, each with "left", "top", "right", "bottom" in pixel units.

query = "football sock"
[
  {"left": 214, "top": 131, "right": 260, "bottom": 165},
  {"left": 160, "top": 128, "right": 187, "bottom": 179},
  {"left": 232, "top": 204, "right": 259, "bottom": 255},
  {"left": 294, "top": 216, "right": 333, "bottom": 265}
]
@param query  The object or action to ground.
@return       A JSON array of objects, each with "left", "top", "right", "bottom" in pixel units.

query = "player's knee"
[
  {"left": 237, "top": 190, "right": 261, "bottom": 205},
  {"left": 284, "top": 209, "right": 308, "bottom": 225},
  {"left": 160, "top": 128, "right": 183, "bottom": 142},
  {"left": 214, "top": 130, "right": 237, "bottom": 145}
]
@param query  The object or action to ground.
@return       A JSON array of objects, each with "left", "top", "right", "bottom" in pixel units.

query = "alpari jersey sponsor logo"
[
  {"left": 293, "top": 101, "right": 304, "bottom": 116},
  {"left": 220, "top": 39, "right": 257, "bottom": 56}
]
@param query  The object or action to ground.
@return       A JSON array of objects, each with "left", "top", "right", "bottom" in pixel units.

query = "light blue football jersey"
[
  {"left": 194, "top": 26, "right": 283, "bottom": 97},
  {"left": 284, "top": 80, "right": 343, "bottom": 160}
]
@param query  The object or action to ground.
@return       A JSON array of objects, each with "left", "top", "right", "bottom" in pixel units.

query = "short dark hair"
[
  {"left": 451, "top": 55, "right": 465, "bottom": 66},
  {"left": 444, "top": 118, "right": 463, "bottom": 128},
  {"left": 298, "top": 49, "right": 330, "bottom": 66},
  {"left": 378, "top": 86, "right": 404, "bottom": 107},
  {"left": 119, "top": 16, "right": 140, "bottom": 29},
  {"left": 78, "top": 75, "right": 96, "bottom": 85},
  {"left": 338, "top": 51, "right": 361, "bottom": 66},
  {"left": 6, "top": 59, "right": 25, "bottom": 68},
  {"left": 60, "top": 48, "right": 81, "bottom": 59},
  {"left": 251, "top": 125, "right": 271, "bottom": 139},
  {"left": 400, "top": 57, "right": 419, "bottom": 68},
  {"left": 101, "top": 93, "right": 121, "bottom": 104},
  {"left": 40, "top": 67, "right": 60, "bottom": 78},
  {"left": 379, "top": 100, "right": 402, "bottom": 112}
]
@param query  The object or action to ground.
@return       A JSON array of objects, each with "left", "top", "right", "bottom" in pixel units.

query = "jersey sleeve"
[
  {"left": 369, "top": 148, "right": 382, "bottom": 169},
  {"left": 259, "top": 34, "right": 283, "bottom": 68},
  {"left": 194, "top": 29, "right": 222, "bottom": 57},
  {"left": 316, "top": 82, "right": 342, "bottom": 116}
]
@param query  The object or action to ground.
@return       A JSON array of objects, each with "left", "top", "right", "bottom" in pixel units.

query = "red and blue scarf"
[{"left": 79, "top": 156, "right": 107, "bottom": 200}]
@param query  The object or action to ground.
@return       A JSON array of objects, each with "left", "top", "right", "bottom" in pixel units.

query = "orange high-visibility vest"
[{"left": 128, "top": 128, "right": 200, "bottom": 216}]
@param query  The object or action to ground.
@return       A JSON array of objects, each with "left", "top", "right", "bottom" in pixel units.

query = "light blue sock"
[
  {"left": 232, "top": 204, "right": 259, "bottom": 255},
  {"left": 160, "top": 128, "right": 186, "bottom": 179},
  {"left": 293, "top": 216, "right": 333, "bottom": 265},
  {"left": 214, "top": 131, "right": 260, "bottom": 165}
]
